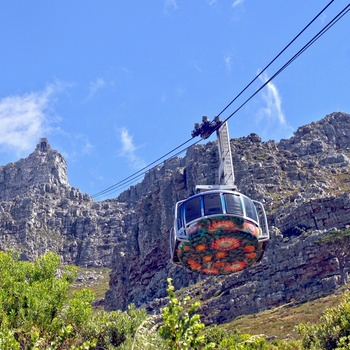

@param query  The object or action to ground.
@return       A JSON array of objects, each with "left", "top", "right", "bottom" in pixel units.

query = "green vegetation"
[
  {"left": 3, "top": 250, "right": 350, "bottom": 349},
  {"left": 70, "top": 267, "right": 111, "bottom": 304},
  {"left": 330, "top": 171, "right": 350, "bottom": 194},
  {"left": 158, "top": 279, "right": 300, "bottom": 349},
  {"left": 0, "top": 250, "right": 147, "bottom": 349},
  {"left": 159, "top": 278, "right": 208, "bottom": 349},
  {"left": 297, "top": 291, "right": 350, "bottom": 349},
  {"left": 157, "top": 279, "right": 350, "bottom": 349},
  {"left": 227, "top": 292, "right": 342, "bottom": 341}
]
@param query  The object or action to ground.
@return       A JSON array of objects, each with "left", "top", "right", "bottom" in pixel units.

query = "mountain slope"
[
  {"left": 1, "top": 112, "right": 350, "bottom": 326},
  {"left": 105, "top": 111, "right": 350, "bottom": 325}
]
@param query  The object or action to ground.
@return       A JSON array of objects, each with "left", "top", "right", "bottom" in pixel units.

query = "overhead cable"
[
  {"left": 216, "top": 0, "right": 335, "bottom": 118},
  {"left": 92, "top": 1, "right": 348, "bottom": 199},
  {"left": 92, "top": 136, "right": 196, "bottom": 198},
  {"left": 97, "top": 138, "right": 203, "bottom": 198},
  {"left": 220, "top": 2, "right": 350, "bottom": 126}
]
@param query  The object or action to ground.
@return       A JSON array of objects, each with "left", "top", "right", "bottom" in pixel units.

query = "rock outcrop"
[
  {"left": 105, "top": 112, "right": 350, "bottom": 324},
  {"left": 1, "top": 112, "right": 350, "bottom": 325},
  {"left": 0, "top": 138, "right": 124, "bottom": 266},
  {"left": 0, "top": 138, "right": 68, "bottom": 201}
]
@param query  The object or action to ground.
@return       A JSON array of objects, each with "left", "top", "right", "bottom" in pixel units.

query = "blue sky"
[{"left": 0, "top": 1, "right": 349, "bottom": 199}]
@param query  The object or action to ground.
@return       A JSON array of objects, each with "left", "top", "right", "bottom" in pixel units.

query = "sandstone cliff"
[
  {"left": 1, "top": 112, "right": 350, "bottom": 326},
  {"left": 104, "top": 111, "right": 350, "bottom": 325},
  {"left": 0, "top": 138, "right": 124, "bottom": 266}
]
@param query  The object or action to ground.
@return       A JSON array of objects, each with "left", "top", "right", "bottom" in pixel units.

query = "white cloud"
[
  {"left": 0, "top": 83, "right": 61, "bottom": 155},
  {"left": 176, "top": 86, "right": 186, "bottom": 96},
  {"left": 74, "top": 133, "right": 95, "bottom": 156},
  {"left": 259, "top": 72, "right": 286, "bottom": 125},
  {"left": 60, "top": 132, "right": 95, "bottom": 165},
  {"left": 257, "top": 72, "right": 294, "bottom": 140},
  {"left": 192, "top": 62, "right": 202, "bottom": 73},
  {"left": 84, "top": 77, "right": 106, "bottom": 102},
  {"left": 118, "top": 128, "right": 146, "bottom": 169},
  {"left": 224, "top": 54, "right": 233, "bottom": 71},
  {"left": 163, "top": 0, "right": 177, "bottom": 14},
  {"left": 160, "top": 92, "right": 167, "bottom": 104},
  {"left": 232, "top": 0, "right": 245, "bottom": 7}
]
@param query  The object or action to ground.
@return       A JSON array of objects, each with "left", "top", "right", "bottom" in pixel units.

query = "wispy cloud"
[
  {"left": 160, "top": 92, "right": 167, "bottom": 104},
  {"left": 73, "top": 133, "right": 95, "bottom": 157},
  {"left": 163, "top": 0, "right": 177, "bottom": 14},
  {"left": 59, "top": 132, "right": 95, "bottom": 165},
  {"left": 232, "top": 0, "right": 245, "bottom": 7},
  {"left": 259, "top": 72, "right": 286, "bottom": 125},
  {"left": 257, "top": 72, "right": 294, "bottom": 139},
  {"left": 224, "top": 54, "right": 233, "bottom": 71},
  {"left": 0, "top": 83, "right": 61, "bottom": 155},
  {"left": 118, "top": 128, "right": 146, "bottom": 169},
  {"left": 318, "top": 11, "right": 327, "bottom": 24},
  {"left": 176, "top": 86, "right": 186, "bottom": 96},
  {"left": 85, "top": 77, "right": 106, "bottom": 102},
  {"left": 193, "top": 62, "right": 202, "bottom": 73}
]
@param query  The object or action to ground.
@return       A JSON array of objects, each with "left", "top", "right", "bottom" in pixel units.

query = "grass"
[
  {"left": 70, "top": 267, "right": 111, "bottom": 306},
  {"left": 68, "top": 267, "right": 348, "bottom": 342},
  {"left": 331, "top": 171, "right": 350, "bottom": 194},
  {"left": 222, "top": 286, "right": 347, "bottom": 341}
]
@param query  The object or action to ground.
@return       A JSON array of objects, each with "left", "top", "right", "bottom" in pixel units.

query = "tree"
[{"left": 317, "top": 229, "right": 350, "bottom": 285}]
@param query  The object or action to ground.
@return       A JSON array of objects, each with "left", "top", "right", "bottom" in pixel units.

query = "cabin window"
[
  {"left": 224, "top": 194, "right": 243, "bottom": 216},
  {"left": 177, "top": 203, "right": 185, "bottom": 229},
  {"left": 243, "top": 196, "right": 258, "bottom": 222},
  {"left": 203, "top": 193, "right": 222, "bottom": 215},
  {"left": 185, "top": 196, "right": 202, "bottom": 223}
]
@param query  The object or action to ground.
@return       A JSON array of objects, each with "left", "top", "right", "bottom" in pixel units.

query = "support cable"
[
  {"left": 219, "top": 3, "right": 350, "bottom": 127},
  {"left": 216, "top": 0, "right": 335, "bottom": 118},
  {"left": 92, "top": 2, "right": 348, "bottom": 199}
]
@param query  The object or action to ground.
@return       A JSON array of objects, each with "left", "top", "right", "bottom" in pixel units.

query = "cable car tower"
[{"left": 170, "top": 117, "right": 269, "bottom": 275}]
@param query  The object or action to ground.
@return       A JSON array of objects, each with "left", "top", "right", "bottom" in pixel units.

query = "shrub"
[
  {"left": 158, "top": 278, "right": 208, "bottom": 350},
  {"left": 296, "top": 290, "right": 350, "bottom": 349},
  {"left": 0, "top": 250, "right": 148, "bottom": 349}
]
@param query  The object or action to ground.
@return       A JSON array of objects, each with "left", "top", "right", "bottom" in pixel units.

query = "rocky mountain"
[
  {"left": 104, "top": 111, "right": 350, "bottom": 322},
  {"left": 0, "top": 138, "right": 123, "bottom": 266},
  {"left": 1, "top": 112, "right": 350, "bottom": 325}
]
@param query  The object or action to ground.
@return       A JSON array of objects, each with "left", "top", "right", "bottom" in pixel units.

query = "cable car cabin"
[{"left": 170, "top": 188, "right": 269, "bottom": 275}]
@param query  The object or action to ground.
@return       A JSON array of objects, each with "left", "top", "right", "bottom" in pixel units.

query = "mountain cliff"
[
  {"left": 0, "top": 138, "right": 124, "bottom": 266},
  {"left": 1, "top": 112, "right": 350, "bottom": 325},
  {"left": 104, "top": 111, "right": 350, "bottom": 323}
]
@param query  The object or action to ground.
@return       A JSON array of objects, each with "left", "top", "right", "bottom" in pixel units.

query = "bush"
[
  {"left": 83, "top": 305, "right": 148, "bottom": 349},
  {"left": 159, "top": 278, "right": 208, "bottom": 350},
  {"left": 0, "top": 250, "right": 148, "bottom": 349},
  {"left": 157, "top": 279, "right": 293, "bottom": 350},
  {"left": 296, "top": 291, "right": 350, "bottom": 349},
  {"left": 0, "top": 251, "right": 77, "bottom": 348}
]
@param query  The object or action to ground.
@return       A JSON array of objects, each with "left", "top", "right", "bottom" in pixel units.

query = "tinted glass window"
[
  {"left": 203, "top": 194, "right": 222, "bottom": 216},
  {"left": 177, "top": 203, "right": 185, "bottom": 229},
  {"left": 224, "top": 194, "right": 243, "bottom": 216},
  {"left": 185, "top": 197, "right": 202, "bottom": 222},
  {"left": 243, "top": 196, "right": 258, "bottom": 222}
]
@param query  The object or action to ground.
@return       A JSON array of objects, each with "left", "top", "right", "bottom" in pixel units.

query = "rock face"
[
  {"left": 0, "top": 138, "right": 124, "bottom": 266},
  {"left": 104, "top": 111, "right": 350, "bottom": 322},
  {"left": 0, "top": 138, "right": 68, "bottom": 201},
  {"left": 1, "top": 112, "right": 350, "bottom": 325}
]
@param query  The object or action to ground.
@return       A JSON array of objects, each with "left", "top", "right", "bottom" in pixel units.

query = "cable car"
[{"left": 170, "top": 117, "right": 269, "bottom": 275}]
